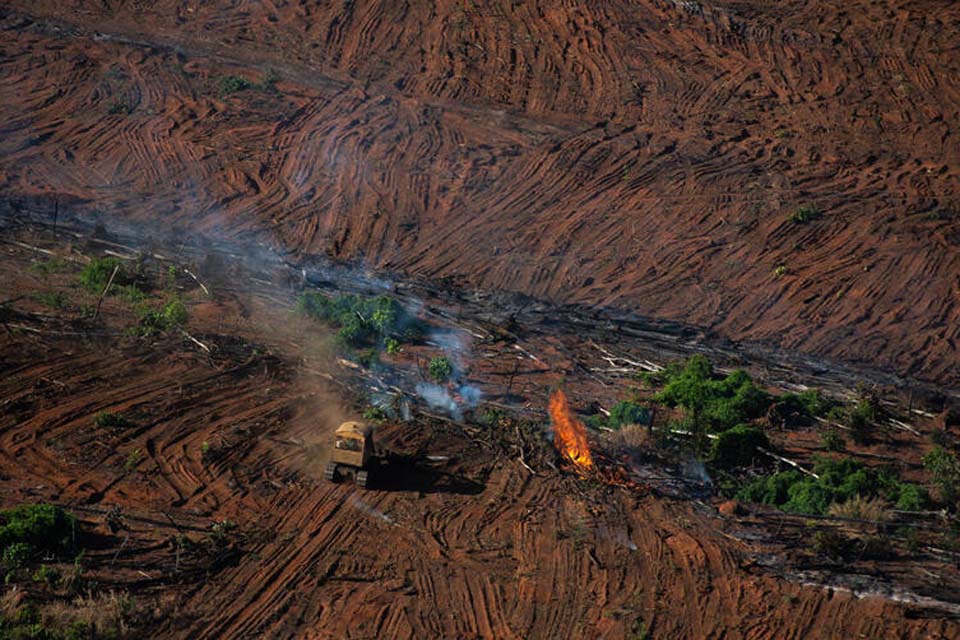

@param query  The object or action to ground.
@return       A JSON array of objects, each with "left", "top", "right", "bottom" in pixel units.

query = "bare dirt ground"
[
  {"left": 0, "top": 0, "right": 958, "bottom": 386},
  {"left": 2, "top": 217, "right": 959, "bottom": 638}
]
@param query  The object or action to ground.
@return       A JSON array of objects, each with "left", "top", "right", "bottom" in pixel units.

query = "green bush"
[
  {"left": 709, "top": 425, "right": 769, "bottom": 470},
  {"left": 0, "top": 504, "right": 76, "bottom": 558},
  {"left": 79, "top": 257, "right": 127, "bottom": 292},
  {"left": 428, "top": 356, "right": 453, "bottom": 383},
  {"left": 218, "top": 75, "right": 253, "bottom": 96},
  {"left": 790, "top": 205, "right": 821, "bottom": 224},
  {"left": 2, "top": 541, "right": 33, "bottom": 570},
  {"left": 297, "top": 292, "right": 424, "bottom": 348},
  {"left": 608, "top": 400, "right": 652, "bottom": 429},
  {"left": 923, "top": 446, "right": 960, "bottom": 506},
  {"left": 115, "top": 284, "right": 147, "bottom": 304},
  {"left": 362, "top": 406, "right": 387, "bottom": 423},
  {"left": 654, "top": 356, "right": 771, "bottom": 432},
  {"left": 736, "top": 457, "right": 926, "bottom": 515},
  {"left": 33, "top": 291, "right": 67, "bottom": 310},
  {"left": 847, "top": 397, "right": 878, "bottom": 444},
  {"left": 137, "top": 299, "right": 188, "bottom": 336},
  {"left": 780, "top": 389, "right": 832, "bottom": 419},
  {"left": 93, "top": 412, "right": 134, "bottom": 430},
  {"left": 819, "top": 429, "right": 846, "bottom": 452}
]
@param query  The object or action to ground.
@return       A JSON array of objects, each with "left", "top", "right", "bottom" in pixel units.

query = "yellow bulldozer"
[{"left": 324, "top": 421, "right": 375, "bottom": 488}]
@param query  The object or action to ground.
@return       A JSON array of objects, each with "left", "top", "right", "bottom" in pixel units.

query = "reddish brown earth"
[
  {"left": 1, "top": 0, "right": 959, "bottom": 387},
  {"left": 2, "top": 224, "right": 960, "bottom": 638}
]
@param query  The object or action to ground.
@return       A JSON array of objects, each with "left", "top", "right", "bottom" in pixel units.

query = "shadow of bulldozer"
[{"left": 368, "top": 451, "right": 485, "bottom": 496}]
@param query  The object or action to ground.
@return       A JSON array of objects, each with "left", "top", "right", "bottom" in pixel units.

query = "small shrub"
[
  {"left": 31, "top": 564, "right": 60, "bottom": 585},
  {"left": 115, "top": 284, "right": 147, "bottom": 304},
  {"left": 79, "top": 257, "right": 127, "bottom": 292},
  {"left": 780, "top": 389, "right": 832, "bottom": 418},
  {"left": 709, "top": 424, "right": 769, "bottom": 470},
  {"left": 923, "top": 446, "right": 960, "bottom": 506},
  {"left": 385, "top": 337, "right": 401, "bottom": 355},
  {"left": 108, "top": 99, "right": 133, "bottom": 115},
  {"left": 827, "top": 495, "right": 890, "bottom": 522},
  {"left": 29, "top": 258, "right": 70, "bottom": 277},
  {"left": 208, "top": 520, "right": 238, "bottom": 547},
  {"left": 428, "top": 356, "right": 453, "bottom": 383},
  {"left": 607, "top": 401, "right": 652, "bottom": 429},
  {"left": 218, "top": 75, "right": 252, "bottom": 96},
  {"left": 773, "top": 264, "right": 788, "bottom": 278},
  {"left": 137, "top": 299, "right": 188, "bottom": 336},
  {"left": 93, "top": 412, "right": 134, "bottom": 430},
  {"left": 848, "top": 397, "right": 878, "bottom": 445},
  {"left": 0, "top": 504, "right": 76, "bottom": 557},
  {"left": 819, "top": 429, "right": 846, "bottom": 452},
  {"left": 124, "top": 449, "right": 143, "bottom": 472},
  {"left": 790, "top": 205, "right": 821, "bottom": 224},
  {"left": 33, "top": 291, "right": 67, "bottom": 309},
  {"left": 362, "top": 406, "right": 387, "bottom": 423},
  {"left": 2, "top": 542, "right": 33, "bottom": 571},
  {"left": 812, "top": 529, "right": 853, "bottom": 560}
]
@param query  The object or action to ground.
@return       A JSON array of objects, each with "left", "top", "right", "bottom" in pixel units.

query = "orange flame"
[{"left": 549, "top": 389, "right": 594, "bottom": 472}]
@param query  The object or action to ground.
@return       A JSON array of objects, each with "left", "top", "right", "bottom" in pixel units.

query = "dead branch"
[
  {"left": 756, "top": 446, "right": 819, "bottom": 479},
  {"left": 184, "top": 268, "right": 211, "bottom": 296},
  {"left": 2, "top": 239, "right": 56, "bottom": 256},
  {"left": 514, "top": 422, "right": 535, "bottom": 475},
  {"left": 588, "top": 340, "right": 662, "bottom": 372},
  {"left": 92, "top": 264, "right": 120, "bottom": 322},
  {"left": 180, "top": 329, "right": 212, "bottom": 353},
  {"left": 887, "top": 418, "right": 921, "bottom": 436}
]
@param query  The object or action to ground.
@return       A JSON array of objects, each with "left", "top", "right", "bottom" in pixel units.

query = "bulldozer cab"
[{"left": 331, "top": 421, "right": 373, "bottom": 469}]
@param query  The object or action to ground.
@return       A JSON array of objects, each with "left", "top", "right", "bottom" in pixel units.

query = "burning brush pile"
[{"left": 549, "top": 389, "right": 646, "bottom": 492}]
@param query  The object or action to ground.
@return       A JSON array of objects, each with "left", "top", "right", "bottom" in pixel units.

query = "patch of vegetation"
[
  {"left": 922, "top": 446, "right": 960, "bottom": 507},
  {"left": 78, "top": 258, "right": 129, "bottom": 293},
  {"left": 362, "top": 406, "right": 387, "bottom": 424},
  {"left": 93, "top": 412, "right": 135, "bottom": 430},
  {"left": 709, "top": 424, "right": 769, "bottom": 470},
  {"left": 428, "top": 356, "right": 454, "bottom": 383},
  {"left": 773, "top": 264, "right": 788, "bottom": 278},
  {"left": 218, "top": 75, "right": 253, "bottom": 97},
  {"left": 819, "top": 429, "right": 846, "bottom": 452},
  {"left": 384, "top": 337, "right": 401, "bottom": 355},
  {"left": 296, "top": 292, "right": 424, "bottom": 348},
  {"left": 108, "top": 99, "right": 133, "bottom": 115},
  {"left": 0, "top": 504, "right": 76, "bottom": 569},
  {"left": 31, "top": 564, "right": 60, "bottom": 586},
  {"left": 259, "top": 68, "right": 279, "bottom": 93},
  {"left": 2, "top": 541, "right": 33, "bottom": 571},
  {"left": 653, "top": 356, "right": 771, "bottom": 433},
  {"left": 115, "top": 284, "right": 148, "bottom": 305},
  {"left": 789, "top": 205, "right": 821, "bottom": 224},
  {"left": 587, "top": 400, "right": 651, "bottom": 431},
  {"left": 29, "top": 259, "right": 70, "bottom": 277},
  {"left": 736, "top": 456, "right": 926, "bottom": 515},
  {"left": 779, "top": 389, "right": 831, "bottom": 419},
  {"left": 33, "top": 291, "right": 67, "bottom": 310},
  {"left": 208, "top": 520, "right": 238, "bottom": 548},
  {"left": 136, "top": 299, "right": 188, "bottom": 336},
  {"left": 846, "top": 396, "right": 879, "bottom": 445},
  {"left": 123, "top": 449, "right": 143, "bottom": 473}
]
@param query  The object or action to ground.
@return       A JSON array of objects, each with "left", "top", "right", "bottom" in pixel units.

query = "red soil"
[
  {"left": 1, "top": 226, "right": 958, "bottom": 638},
  {"left": 1, "top": 0, "right": 958, "bottom": 389}
]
